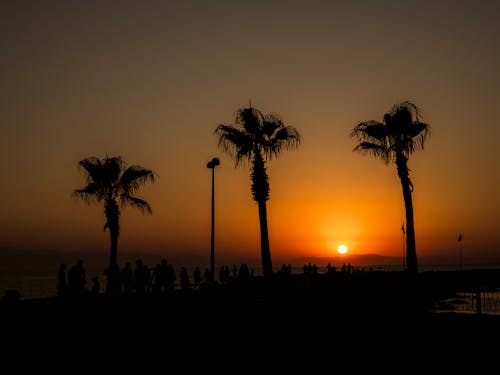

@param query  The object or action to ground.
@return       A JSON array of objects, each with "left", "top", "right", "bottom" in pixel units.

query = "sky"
[{"left": 1, "top": 0, "right": 499, "bottom": 268}]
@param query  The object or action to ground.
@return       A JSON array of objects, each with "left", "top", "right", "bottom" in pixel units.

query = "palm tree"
[
  {"left": 350, "top": 101, "right": 430, "bottom": 276},
  {"left": 73, "top": 155, "right": 156, "bottom": 294},
  {"left": 215, "top": 106, "right": 301, "bottom": 280}
]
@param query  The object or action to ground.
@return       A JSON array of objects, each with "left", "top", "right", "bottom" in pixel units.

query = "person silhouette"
[
  {"left": 67, "top": 259, "right": 87, "bottom": 296},
  {"left": 134, "top": 259, "right": 147, "bottom": 295},
  {"left": 193, "top": 266, "right": 202, "bottom": 287},
  {"left": 180, "top": 266, "right": 190, "bottom": 289},
  {"left": 57, "top": 263, "right": 67, "bottom": 297},
  {"left": 237, "top": 263, "right": 251, "bottom": 286},
  {"left": 121, "top": 262, "right": 134, "bottom": 294},
  {"left": 203, "top": 268, "right": 211, "bottom": 283},
  {"left": 91, "top": 276, "right": 100, "bottom": 294}
]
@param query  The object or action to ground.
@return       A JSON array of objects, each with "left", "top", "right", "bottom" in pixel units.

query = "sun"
[{"left": 337, "top": 244, "right": 348, "bottom": 254}]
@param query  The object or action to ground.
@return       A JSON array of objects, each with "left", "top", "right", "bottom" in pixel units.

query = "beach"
[{"left": 3, "top": 270, "right": 500, "bottom": 373}]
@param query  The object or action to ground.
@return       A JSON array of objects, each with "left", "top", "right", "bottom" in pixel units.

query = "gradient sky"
[{"left": 1, "top": 0, "right": 499, "bottom": 266}]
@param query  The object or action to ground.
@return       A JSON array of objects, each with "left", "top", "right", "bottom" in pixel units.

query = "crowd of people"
[
  {"left": 56, "top": 258, "right": 256, "bottom": 296},
  {"left": 56, "top": 257, "right": 362, "bottom": 297}
]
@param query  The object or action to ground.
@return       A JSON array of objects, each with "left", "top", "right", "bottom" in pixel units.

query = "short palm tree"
[
  {"left": 73, "top": 155, "right": 156, "bottom": 294},
  {"left": 350, "top": 101, "right": 430, "bottom": 276},
  {"left": 215, "top": 106, "right": 301, "bottom": 280}
]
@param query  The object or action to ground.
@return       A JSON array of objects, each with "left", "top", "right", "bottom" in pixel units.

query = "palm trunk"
[
  {"left": 105, "top": 200, "right": 120, "bottom": 294},
  {"left": 251, "top": 151, "right": 273, "bottom": 280},
  {"left": 107, "top": 226, "right": 119, "bottom": 293},
  {"left": 396, "top": 156, "right": 418, "bottom": 276},
  {"left": 258, "top": 200, "right": 273, "bottom": 279}
]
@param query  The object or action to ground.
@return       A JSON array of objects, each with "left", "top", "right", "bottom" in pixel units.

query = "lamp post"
[
  {"left": 401, "top": 222, "right": 406, "bottom": 271},
  {"left": 458, "top": 233, "right": 463, "bottom": 271},
  {"left": 207, "top": 157, "right": 220, "bottom": 282}
]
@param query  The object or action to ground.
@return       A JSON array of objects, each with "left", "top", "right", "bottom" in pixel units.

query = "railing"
[{"left": 434, "top": 288, "right": 500, "bottom": 315}]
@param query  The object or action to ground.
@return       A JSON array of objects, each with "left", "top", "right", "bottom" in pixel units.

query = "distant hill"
[
  {"left": 0, "top": 247, "right": 108, "bottom": 274},
  {"left": 0, "top": 247, "right": 258, "bottom": 274},
  {"left": 285, "top": 254, "right": 402, "bottom": 267},
  {"left": 1, "top": 247, "right": 499, "bottom": 275}
]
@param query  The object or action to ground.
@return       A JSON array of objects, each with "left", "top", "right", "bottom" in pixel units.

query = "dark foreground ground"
[{"left": 2, "top": 270, "right": 500, "bottom": 374}]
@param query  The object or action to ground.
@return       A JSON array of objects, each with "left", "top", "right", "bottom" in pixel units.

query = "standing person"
[
  {"left": 134, "top": 259, "right": 147, "bottom": 295},
  {"left": 179, "top": 266, "right": 190, "bottom": 290},
  {"left": 193, "top": 266, "right": 202, "bottom": 288},
  {"left": 203, "top": 268, "right": 211, "bottom": 284},
  {"left": 166, "top": 264, "right": 176, "bottom": 292},
  {"left": 232, "top": 264, "right": 238, "bottom": 280},
  {"left": 56, "top": 263, "right": 68, "bottom": 297},
  {"left": 121, "top": 262, "right": 134, "bottom": 294},
  {"left": 91, "top": 276, "right": 100, "bottom": 294},
  {"left": 68, "top": 259, "right": 87, "bottom": 296}
]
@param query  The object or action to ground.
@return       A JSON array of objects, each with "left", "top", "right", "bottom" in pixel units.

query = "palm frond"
[
  {"left": 350, "top": 121, "right": 386, "bottom": 143},
  {"left": 121, "top": 196, "right": 152, "bottom": 214},
  {"left": 236, "top": 107, "right": 263, "bottom": 135},
  {"left": 72, "top": 184, "right": 102, "bottom": 205},
  {"left": 215, "top": 124, "right": 253, "bottom": 166},
  {"left": 120, "top": 166, "right": 156, "bottom": 194},
  {"left": 409, "top": 122, "right": 431, "bottom": 150},
  {"left": 102, "top": 156, "right": 124, "bottom": 184},
  {"left": 77, "top": 157, "right": 102, "bottom": 184},
  {"left": 354, "top": 142, "right": 391, "bottom": 164},
  {"left": 262, "top": 114, "right": 283, "bottom": 138},
  {"left": 391, "top": 100, "right": 422, "bottom": 122},
  {"left": 267, "top": 126, "right": 301, "bottom": 159},
  {"left": 390, "top": 120, "right": 430, "bottom": 156}
]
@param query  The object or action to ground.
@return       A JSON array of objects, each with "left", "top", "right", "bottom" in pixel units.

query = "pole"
[
  {"left": 459, "top": 241, "right": 462, "bottom": 270},
  {"left": 207, "top": 157, "right": 220, "bottom": 282},
  {"left": 210, "top": 166, "right": 215, "bottom": 282},
  {"left": 458, "top": 233, "right": 463, "bottom": 271}
]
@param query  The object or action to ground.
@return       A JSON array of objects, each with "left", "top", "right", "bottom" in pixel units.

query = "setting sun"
[{"left": 338, "top": 245, "right": 348, "bottom": 254}]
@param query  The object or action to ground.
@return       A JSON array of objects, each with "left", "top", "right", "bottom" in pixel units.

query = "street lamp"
[{"left": 207, "top": 157, "right": 220, "bottom": 282}]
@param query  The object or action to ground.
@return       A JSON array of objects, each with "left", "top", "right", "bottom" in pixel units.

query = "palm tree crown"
[
  {"left": 73, "top": 156, "right": 155, "bottom": 217},
  {"left": 350, "top": 101, "right": 430, "bottom": 168},
  {"left": 216, "top": 107, "right": 301, "bottom": 201}
]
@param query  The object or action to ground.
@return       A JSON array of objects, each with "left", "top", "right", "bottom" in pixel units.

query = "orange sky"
[{"left": 1, "top": 0, "right": 499, "bottom": 268}]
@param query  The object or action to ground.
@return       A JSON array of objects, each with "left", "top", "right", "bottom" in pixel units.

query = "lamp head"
[{"left": 207, "top": 157, "right": 220, "bottom": 169}]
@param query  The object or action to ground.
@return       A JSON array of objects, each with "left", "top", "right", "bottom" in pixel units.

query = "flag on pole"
[
  {"left": 458, "top": 233, "right": 462, "bottom": 242},
  {"left": 401, "top": 222, "right": 405, "bottom": 235}
]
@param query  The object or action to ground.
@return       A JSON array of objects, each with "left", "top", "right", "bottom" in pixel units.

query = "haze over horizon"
[
  {"left": 1, "top": 1, "right": 499, "bottom": 268},
  {"left": 3, "top": 246, "right": 499, "bottom": 275}
]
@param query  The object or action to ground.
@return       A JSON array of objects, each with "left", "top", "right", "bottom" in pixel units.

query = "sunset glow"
[
  {"left": 338, "top": 245, "right": 348, "bottom": 255},
  {"left": 0, "top": 1, "right": 499, "bottom": 271}
]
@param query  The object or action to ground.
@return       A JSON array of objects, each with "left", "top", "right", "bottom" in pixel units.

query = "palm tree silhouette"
[
  {"left": 73, "top": 155, "right": 156, "bottom": 294},
  {"left": 215, "top": 106, "right": 301, "bottom": 279},
  {"left": 350, "top": 101, "right": 430, "bottom": 276}
]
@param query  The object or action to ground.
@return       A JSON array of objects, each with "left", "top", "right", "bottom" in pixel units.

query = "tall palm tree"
[
  {"left": 215, "top": 106, "right": 301, "bottom": 280},
  {"left": 350, "top": 101, "right": 430, "bottom": 276},
  {"left": 73, "top": 155, "right": 156, "bottom": 294}
]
